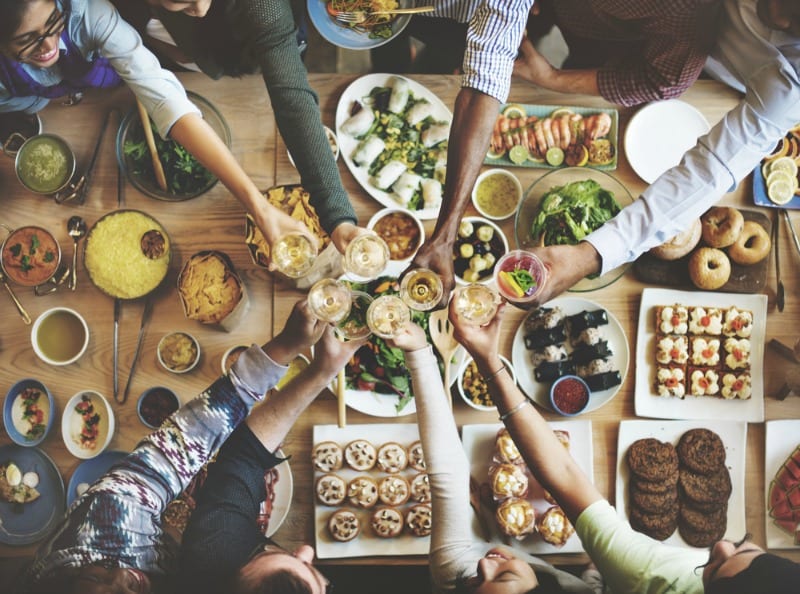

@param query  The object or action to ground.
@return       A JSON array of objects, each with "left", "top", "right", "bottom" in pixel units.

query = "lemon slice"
[
  {"left": 768, "top": 179, "right": 796, "bottom": 204},
  {"left": 502, "top": 104, "right": 527, "bottom": 120},
  {"left": 549, "top": 107, "right": 575, "bottom": 120},
  {"left": 565, "top": 145, "right": 589, "bottom": 167},
  {"left": 770, "top": 156, "right": 799, "bottom": 178},
  {"left": 5, "top": 463, "right": 22, "bottom": 487},
  {"left": 761, "top": 161, "right": 772, "bottom": 179},
  {"left": 509, "top": 145, "right": 530, "bottom": 165},
  {"left": 545, "top": 146, "right": 565, "bottom": 167},
  {"left": 766, "top": 169, "right": 798, "bottom": 191},
  {"left": 486, "top": 147, "right": 506, "bottom": 160}
]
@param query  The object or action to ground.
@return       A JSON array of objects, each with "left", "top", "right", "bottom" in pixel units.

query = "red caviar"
[{"left": 552, "top": 377, "right": 589, "bottom": 414}]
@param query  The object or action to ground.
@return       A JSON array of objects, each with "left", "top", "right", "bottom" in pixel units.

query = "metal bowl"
[{"left": 116, "top": 91, "right": 231, "bottom": 201}]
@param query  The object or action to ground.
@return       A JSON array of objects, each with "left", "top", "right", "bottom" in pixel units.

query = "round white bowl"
[
  {"left": 3, "top": 378, "right": 55, "bottom": 447},
  {"left": 471, "top": 168, "right": 523, "bottom": 221},
  {"left": 453, "top": 216, "right": 509, "bottom": 286},
  {"left": 367, "top": 207, "right": 426, "bottom": 263},
  {"left": 62, "top": 390, "right": 115, "bottom": 459},
  {"left": 157, "top": 332, "right": 201, "bottom": 374},
  {"left": 457, "top": 355, "right": 516, "bottom": 412},
  {"left": 31, "top": 307, "right": 89, "bottom": 366}
]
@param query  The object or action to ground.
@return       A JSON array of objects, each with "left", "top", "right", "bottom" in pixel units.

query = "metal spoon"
[
  {"left": 0, "top": 267, "right": 31, "bottom": 324},
  {"left": 67, "top": 216, "right": 87, "bottom": 291},
  {"left": 34, "top": 263, "right": 71, "bottom": 296}
]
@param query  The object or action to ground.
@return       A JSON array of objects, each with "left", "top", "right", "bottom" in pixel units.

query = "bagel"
[
  {"left": 650, "top": 219, "right": 702, "bottom": 261},
  {"left": 728, "top": 221, "right": 771, "bottom": 265},
  {"left": 688, "top": 248, "right": 731, "bottom": 290},
  {"left": 701, "top": 207, "right": 744, "bottom": 248}
]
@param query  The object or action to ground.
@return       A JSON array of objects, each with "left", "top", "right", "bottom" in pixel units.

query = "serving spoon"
[
  {"left": 67, "top": 216, "right": 87, "bottom": 291},
  {"left": 34, "top": 263, "right": 70, "bottom": 296},
  {"left": 0, "top": 267, "right": 31, "bottom": 324}
]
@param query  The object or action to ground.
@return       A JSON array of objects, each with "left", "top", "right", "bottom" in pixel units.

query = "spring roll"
[
  {"left": 392, "top": 171, "right": 422, "bottom": 204},
  {"left": 406, "top": 99, "right": 433, "bottom": 126},
  {"left": 340, "top": 104, "right": 375, "bottom": 137},
  {"left": 372, "top": 160, "right": 407, "bottom": 190},
  {"left": 420, "top": 178, "right": 442, "bottom": 209},
  {"left": 388, "top": 77, "right": 410, "bottom": 114},
  {"left": 352, "top": 136, "right": 385, "bottom": 168},
  {"left": 421, "top": 123, "right": 450, "bottom": 147}
]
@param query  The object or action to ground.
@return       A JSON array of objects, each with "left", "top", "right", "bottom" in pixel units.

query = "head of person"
[
  {"left": 757, "top": 0, "right": 800, "bottom": 36},
  {"left": 145, "top": 0, "right": 212, "bottom": 18},
  {"left": 702, "top": 537, "right": 800, "bottom": 594},
  {"left": 0, "top": 0, "right": 66, "bottom": 68},
  {"left": 453, "top": 547, "right": 538, "bottom": 594},
  {"left": 234, "top": 543, "right": 332, "bottom": 594},
  {"left": 26, "top": 563, "right": 152, "bottom": 594}
]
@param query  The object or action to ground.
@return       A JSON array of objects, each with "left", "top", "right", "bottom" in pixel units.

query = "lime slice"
[
  {"left": 486, "top": 147, "right": 506, "bottom": 160},
  {"left": 766, "top": 169, "right": 798, "bottom": 191},
  {"left": 768, "top": 179, "right": 796, "bottom": 204},
  {"left": 502, "top": 104, "right": 527, "bottom": 119},
  {"left": 770, "top": 156, "right": 799, "bottom": 178},
  {"left": 545, "top": 146, "right": 565, "bottom": 167},
  {"left": 509, "top": 145, "right": 530, "bottom": 165},
  {"left": 5, "top": 463, "right": 21, "bottom": 487}
]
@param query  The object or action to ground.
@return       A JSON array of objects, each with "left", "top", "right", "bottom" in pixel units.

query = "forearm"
[{"left": 538, "top": 69, "right": 600, "bottom": 97}]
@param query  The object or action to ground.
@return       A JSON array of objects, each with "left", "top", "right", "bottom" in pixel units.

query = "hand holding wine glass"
[
  {"left": 272, "top": 232, "right": 318, "bottom": 278},
  {"left": 399, "top": 267, "right": 443, "bottom": 311},
  {"left": 343, "top": 231, "right": 390, "bottom": 280},
  {"left": 366, "top": 295, "right": 411, "bottom": 339},
  {"left": 452, "top": 283, "right": 500, "bottom": 326},
  {"left": 307, "top": 278, "right": 352, "bottom": 324}
]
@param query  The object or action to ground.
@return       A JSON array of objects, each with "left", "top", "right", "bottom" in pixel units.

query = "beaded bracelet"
[
  {"left": 483, "top": 365, "right": 507, "bottom": 385},
  {"left": 498, "top": 400, "right": 531, "bottom": 422}
]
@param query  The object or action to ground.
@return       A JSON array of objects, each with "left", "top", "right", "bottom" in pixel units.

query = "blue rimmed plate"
[
  {"left": 3, "top": 379, "right": 55, "bottom": 447},
  {"left": 66, "top": 450, "right": 128, "bottom": 507},
  {"left": 307, "top": 0, "right": 412, "bottom": 50}
]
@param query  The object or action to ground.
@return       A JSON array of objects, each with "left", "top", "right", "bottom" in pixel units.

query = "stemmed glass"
[
  {"left": 307, "top": 278, "right": 352, "bottom": 324},
  {"left": 366, "top": 295, "right": 411, "bottom": 339},
  {"left": 272, "top": 232, "right": 317, "bottom": 278},
  {"left": 452, "top": 283, "right": 501, "bottom": 326},
  {"left": 399, "top": 268, "right": 443, "bottom": 311},
  {"left": 336, "top": 291, "right": 374, "bottom": 340},
  {"left": 343, "top": 232, "right": 390, "bottom": 280}
]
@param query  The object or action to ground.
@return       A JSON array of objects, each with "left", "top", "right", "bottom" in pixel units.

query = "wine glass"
[
  {"left": 399, "top": 268, "right": 443, "bottom": 311},
  {"left": 272, "top": 232, "right": 317, "bottom": 278},
  {"left": 453, "top": 283, "right": 500, "bottom": 326},
  {"left": 307, "top": 278, "right": 352, "bottom": 324},
  {"left": 343, "top": 232, "right": 390, "bottom": 280},
  {"left": 336, "top": 291, "right": 374, "bottom": 340},
  {"left": 366, "top": 295, "right": 411, "bottom": 339}
]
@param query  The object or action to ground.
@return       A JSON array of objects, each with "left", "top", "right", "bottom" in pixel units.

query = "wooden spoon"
[
  {"left": 428, "top": 308, "right": 460, "bottom": 408},
  {"left": 135, "top": 98, "right": 168, "bottom": 192}
]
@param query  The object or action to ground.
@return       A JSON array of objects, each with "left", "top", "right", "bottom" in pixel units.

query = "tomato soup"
[{"left": 1, "top": 226, "right": 60, "bottom": 286}]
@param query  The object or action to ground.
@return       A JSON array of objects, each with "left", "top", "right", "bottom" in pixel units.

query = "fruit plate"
[
  {"left": 752, "top": 163, "right": 800, "bottom": 209},
  {"left": 765, "top": 420, "right": 800, "bottom": 549}
]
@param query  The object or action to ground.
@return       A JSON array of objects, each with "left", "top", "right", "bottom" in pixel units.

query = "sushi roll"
[
  {"left": 567, "top": 309, "right": 608, "bottom": 337},
  {"left": 524, "top": 324, "right": 567, "bottom": 350},
  {"left": 571, "top": 326, "right": 603, "bottom": 348},
  {"left": 421, "top": 178, "right": 443, "bottom": 209},
  {"left": 575, "top": 358, "right": 615, "bottom": 379},
  {"left": 422, "top": 123, "right": 451, "bottom": 148},
  {"left": 583, "top": 370, "right": 622, "bottom": 392},
  {"left": 524, "top": 307, "right": 565, "bottom": 334},
  {"left": 352, "top": 136, "right": 385, "bottom": 168},
  {"left": 393, "top": 171, "right": 422, "bottom": 205},
  {"left": 388, "top": 77, "right": 410, "bottom": 114},
  {"left": 570, "top": 341, "right": 612, "bottom": 366},
  {"left": 341, "top": 104, "right": 375, "bottom": 138},
  {"left": 530, "top": 344, "right": 568, "bottom": 368},
  {"left": 534, "top": 360, "right": 575, "bottom": 383},
  {"left": 372, "top": 160, "right": 408, "bottom": 190},
  {"left": 406, "top": 99, "right": 433, "bottom": 126}
]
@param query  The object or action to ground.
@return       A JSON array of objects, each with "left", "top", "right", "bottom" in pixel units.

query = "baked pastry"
[
  {"left": 553, "top": 429, "right": 571, "bottom": 449},
  {"left": 677, "top": 429, "right": 726, "bottom": 475},
  {"left": 627, "top": 438, "right": 679, "bottom": 482},
  {"left": 371, "top": 507, "right": 404, "bottom": 538},
  {"left": 407, "top": 440, "right": 427, "bottom": 471},
  {"left": 689, "top": 337, "right": 720, "bottom": 367},
  {"left": 536, "top": 506, "right": 575, "bottom": 547},
  {"left": 378, "top": 475, "right": 410, "bottom": 506},
  {"left": 722, "top": 307, "right": 753, "bottom": 338},
  {"left": 679, "top": 466, "right": 732, "bottom": 505},
  {"left": 630, "top": 502, "right": 678, "bottom": 541},
  {"left": 327, "top": 509, "right": 360, "bottom": 542},
  {"left": 347, "top": 476, "right": 379, "bottom": 508},
  {"left": 410, "top": 473, "right": 431, "bottom": 503},
  {"left": 689, "top": 368, "right": 720, "bottom": 397},
  {"left": 376, "top": 442, "right": 408, "bottom": 474},
  {"left": 406, "top": 504, "right": 433, "bottom": 537},
  {"left": 722, "top": 338, "right": 750, "bottom": 370},
  {"left": 688, "top": 307, "right": 723, "bottom": 336},
  {"left": 701, "top": 206, "right": 744, "bottom": 248},
  {"left": 315, "top": 473, "right": 347, "bottom": 506},
  {"left": 649, "top": 219, "right": 702, "bottom": 260},
  {"left": 312, "top": 441, "right": 343, "bottom": 473},
  {"left": 721, "top": 372, "right": 752, "bottom": 400},
  {"left": 495, "top": 428, "right": 524, "bottom": 464},
  {"left": 688, "top": 248, "right": 731, "bottom": 290},
  {"left": 656, "top": 305, "right": 689, "bottom": 335},
  {"left": 656, "top": 336, "right": 689, "bottom": 366},
  {"left": 728, "top": 220, "right": 770, "bottom": 265},
  {"left": 495, "top": 497, "right": 536, "bottom": 539},
  {"left": 656, "top": 366, "right": 686, "bottom": 398},
  {"left": 489, "top": 463, "right": 529, "bottom": 499},
  {"left": 344, "top": 439, "right": 377, "bottom": 471}
]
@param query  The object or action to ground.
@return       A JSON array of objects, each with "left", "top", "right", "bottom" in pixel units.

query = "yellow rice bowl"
[{"left": 84, "top": 210, "right": 171, "bottom": 299}]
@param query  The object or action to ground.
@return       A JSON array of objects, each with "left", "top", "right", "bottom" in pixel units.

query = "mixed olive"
[{"left": 452, "top": 218, "right": 506, "bottom": 283}]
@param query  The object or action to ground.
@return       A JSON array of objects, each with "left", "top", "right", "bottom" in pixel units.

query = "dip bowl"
[
  {"left": 457, "top": 355, "right": 516, "bottom": 412},
  {"left": 471, "top": 168, "right": 522, "bottom": 221},
  {"left": 549, "top": 375, "right": 590, "bottom": 416},
  {"left": 14, "top": 133, "right": 76, "bottom": 196},
  {"left": 0, "top": 224, "right": 62, "bottom": 287},
  {"left": 367, "top": 208, "right": 425, "bottom": 263},
  {"left": 157, "top": 331, "right": 201, "bottom": 374},
  {"left": 3, "top": 379, "right": 55, "bottom": 447},
  {"left": 137, "top": 386, "right": 180, "bottom": 429},
  {"left": 31, "top": 307, "right": 90, "bottom": 366},
  {"left": 62, "top": 390, "right": 115, "bottom": 459}
]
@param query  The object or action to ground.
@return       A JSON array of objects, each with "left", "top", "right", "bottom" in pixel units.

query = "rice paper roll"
[
  {"left": 388, "top": 76, "right": 411, "bottom": 114},
  {"left": 372, "top": 160, "right": 408, "bottom": 190},
  {"left": 420, "top": 178, "right": 442, "bottom": 209},
  {"left": 352, "top": 136, "right": 385, "bottom": 168},
  {"left": 392, "top": 171, "right": 422, "bottom": 204},
  {"left": 341, "top": 105, "right": 375, "bottom": 138},
  {"left": 422, "top": 123, "right": 450, "bottom": 147},
  {"left": 406, "top": 99, "right": 433, "bottom": 126}
]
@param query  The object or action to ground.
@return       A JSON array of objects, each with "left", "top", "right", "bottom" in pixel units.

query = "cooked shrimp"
[
  {"left": 556, "top": 115, "right": 571, "bottom": 149},
  {"left": 542, "top": 118, "right": 556, "bottom": 150},
  {"left": 491, "top": 116, "right": 506, "bottom": 153},
  {"left": 584, "top": 112, "right": 612, "bottom": 146},
  {"left": 531, "top": 119, "right": 548, "bottom": 156},
  {"left": 549, "top": 117, "right": 561, "bottom": 150}
]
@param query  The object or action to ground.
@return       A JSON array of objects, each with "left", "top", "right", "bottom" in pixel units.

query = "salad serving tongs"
[
  {"left": 774, "top": 212, "right": 784, "bottom": 312},
  {"left": 429, "top": 309, "right": 459, "bottom": 409}
]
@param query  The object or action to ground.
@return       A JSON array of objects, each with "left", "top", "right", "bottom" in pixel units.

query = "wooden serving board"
[{"left": 633, "top": 209, "right": 771, "bottom": 293}]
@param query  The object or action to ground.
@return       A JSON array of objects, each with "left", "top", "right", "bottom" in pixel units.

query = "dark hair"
[
  {"left": 22, "top": 567, "right": 82, "bottom": 594},
  {"left": 191, "top": 0, "right": 260, "bottom": 77},
  {"left": 234, "top": 567, "right": 314, "bottom": 594},
  {"left": 0, "top": 0, "right": 40, "bottom": 44}
]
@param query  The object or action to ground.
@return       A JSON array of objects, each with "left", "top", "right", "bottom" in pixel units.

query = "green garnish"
[{"left": 509, "top": 269, "right": 535, "bottom": 292}]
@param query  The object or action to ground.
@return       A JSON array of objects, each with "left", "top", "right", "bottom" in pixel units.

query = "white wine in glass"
[
  {"left": 366, "top": 295, "right": 411, "bottom": 339},
  {"left": 344, "top": 232, "right": 390, "bottom": 279},
  {"left": 307, "top": 278, "right": 351, "bottom": 324},
  {"left": 272, "top": 232, "right": 317, "bottom": 278},
  {"left": 336, "top": 291, "right": 373, "bottom": 340},
  {"left": 399, "top": 267, "right": 443, "bottom": 311},
  {"left": 453, "top": 283, "right": 500, "bottom": 326}
]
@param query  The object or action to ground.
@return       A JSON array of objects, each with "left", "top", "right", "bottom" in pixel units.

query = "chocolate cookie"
[
  {"left": 679, "top": 466, "right": 732, "bottom": 505},
  {"left": 678, "top": 517, "right": 727, "bottom": 548},
  {"left": 677, "top": 429, "right": 726, "bottom": 475},
  {"left": 632, "top": 470, "right": 679, "bottom": 494},
  {"left": 630, "top": 503, "right": 678, "bottom": 541},
  {"left": 679, "top": 501, "right": 728, "bottom": 533},
  {"left": 630, "top": 484, "right": 678, "bottom": 514},
  {"left": 627, "top": 438, "right": 679, "bottom": 482}
]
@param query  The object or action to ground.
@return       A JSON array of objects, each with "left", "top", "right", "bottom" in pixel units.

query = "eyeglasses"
[
  {"left": 15, "top": 8, "right": 67, "bottom": 61},
  {"left": 251, "top": 543, "right": 335, "bottom": 594}
]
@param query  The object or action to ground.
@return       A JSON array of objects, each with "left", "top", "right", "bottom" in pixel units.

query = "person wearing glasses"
[
  {"left": 0, "top": 0, "right": 314, "bottom": 268},
  {"left": 18, "top": 300, "right": 361, "bottom": 594}
]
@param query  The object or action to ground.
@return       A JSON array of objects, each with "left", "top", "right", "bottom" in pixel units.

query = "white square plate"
[
  {"left": 615, "top": 419, "right": 747, "bottom": 548},
  {"left": 765, "top": 420, "right": 800, "bottom": 549},
  {"left": 313, "top": 423, "right": 427, "bottom": 559},
  {"left": 634, "top": 288, "right": 766, "bottom": 421},
  {"left": 461, "top": 421, "right": 593, "bottom": 554}
]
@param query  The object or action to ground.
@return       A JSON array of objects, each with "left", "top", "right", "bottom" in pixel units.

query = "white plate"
[
  {"left": 313, "top": 423, "right": 427, "bottom": 559},
  {"left": 335, "top": 261, "right": 465, "bottom": 418},
  {"left": 335, "top": 74, "right": 452, "bottom": 220},
  {"left": 634, "top": 288, "right": 766, "bottom": 422},
  {"left": 765, "top": 420, "right": 800, "bottom": 549},
  {"left": 625, "top": 100, "right": 710, "bottom": 184},
  {"left": 461, "top": 421, "right": 593, "bottom": 554},
  {"left": 511, "top": 297, "right": 629, "bottom": 413},
  {"left": 615, "top": 419, "right": 747, "bottom": 549},
  {"left": 267, "top": 451, "right": 293, "bottom": 537}
]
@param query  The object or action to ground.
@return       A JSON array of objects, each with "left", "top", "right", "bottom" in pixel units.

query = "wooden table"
[{"left": 1, "top": 73, "right": 799, "bottom": 569}]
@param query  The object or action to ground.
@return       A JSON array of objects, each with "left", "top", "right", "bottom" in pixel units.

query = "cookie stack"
[
  {"left": 676, "top": 429, "right": 731, "bottom": 547},
  {"left": 626, "top": 438, "right": 680, "bottom": 540}
]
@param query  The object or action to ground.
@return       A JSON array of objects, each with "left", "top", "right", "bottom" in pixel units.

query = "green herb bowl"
[
  {"left": 116, "top": 91, "right": 231, "bottom": 201},
  {"left": 514, "top": 167, "right": 633, "bottom": 292}
]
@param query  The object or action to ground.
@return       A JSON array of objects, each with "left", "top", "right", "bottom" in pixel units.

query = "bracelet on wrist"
[
  {"left": 483, "top": 365, "right": 507, "bottom": 384},
  {"left": 498, "top": 399, "right": 531, "bottom": 422}
]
